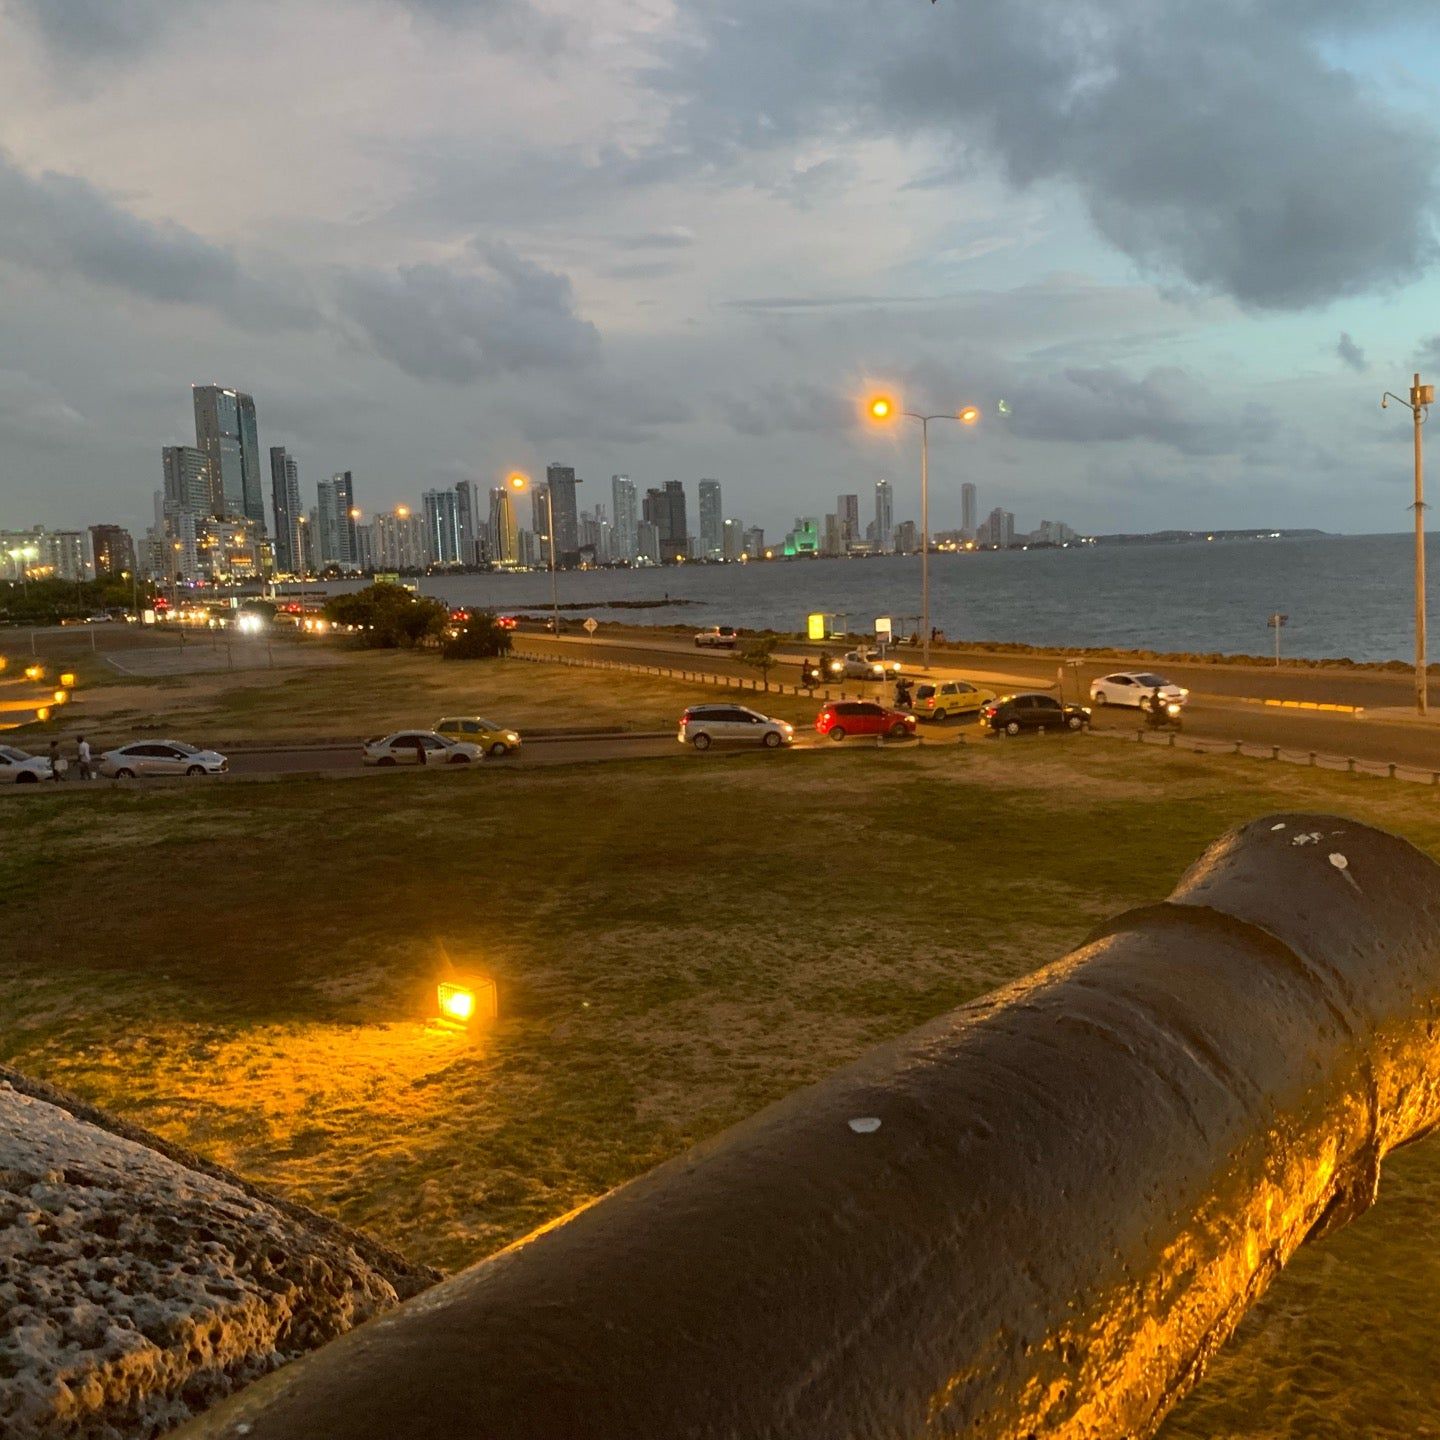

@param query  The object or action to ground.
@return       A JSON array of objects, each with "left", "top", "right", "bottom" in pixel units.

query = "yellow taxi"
[
  {"left": 435, "top": 716, "right": 522, "bottom": 756},
  {"left": 912, "top": 679, "right": 995, "bottom": 723}
]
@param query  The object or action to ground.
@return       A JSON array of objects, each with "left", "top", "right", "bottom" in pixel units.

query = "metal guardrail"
[{"left": 176, "top": 814, "right": 1440, "bottom": 1440}]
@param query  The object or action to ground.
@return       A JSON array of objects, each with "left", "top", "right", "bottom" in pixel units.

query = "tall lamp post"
[
  {"left": 296, "top": 514, "right": 309, "bottom": 609},
  {"left": 866, "top": 395, "right": 980, "bottom": 669},
  {"left": 1382, "top": 373, "right": 1433, "bottom": 716},
  {"left": 506, "top": 472, "right": 560, "bottom": 636}
]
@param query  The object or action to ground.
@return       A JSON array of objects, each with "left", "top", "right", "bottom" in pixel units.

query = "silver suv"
[{"left": 678, "top": 704, "right": 794, "bottom": 751}]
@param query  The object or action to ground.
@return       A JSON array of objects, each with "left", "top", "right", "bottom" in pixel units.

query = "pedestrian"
[
  {"left": 47, "top": 737, "right": 65, "bottom": 781},
  {"left": 76, "top": 735, "right": 93, "bottom": 781}
]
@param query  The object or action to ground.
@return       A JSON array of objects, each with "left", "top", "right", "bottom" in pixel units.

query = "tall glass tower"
[{"left": 193, "top": 385, "right": 264, "bottom": 526}]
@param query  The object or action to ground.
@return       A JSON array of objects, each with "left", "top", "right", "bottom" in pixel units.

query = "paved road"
[{"left": 516, "top": 632, "right": 1440, "bottom": 773}]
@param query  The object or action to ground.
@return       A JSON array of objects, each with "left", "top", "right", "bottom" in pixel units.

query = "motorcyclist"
[
  {"left": 800, "top": 657, "right": 819, "bottom": 689},
  {"left": 1146, "top": 686, "right": 1168, "bottom": 727},
  {"left": 894, "top": 676, "right": 913, "bottom": 709},
  {"left": 818, "top": 650, "right": 834, "bottom": 681}
]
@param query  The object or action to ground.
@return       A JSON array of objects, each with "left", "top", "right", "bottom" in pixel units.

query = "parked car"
[
  {"left": 814, "top": 701, "right": 917, "bottom": 741},
  {"left": 678, "top": 704, "right": 794, "bottom": 750},
  {"left": 1089, "top": 671, "right": 1189, "bottom": 708},
  {"left": 0, "top": 746, "right": 52, "bottom": 783},
  {"left": 98, "top": 740, "right": 229, "bottom": 778},
  {"left": 980, "top": 694, "right": 1091, "bottom": 735},
  {"left": 436, "top": 716, "right": 522, "bottom": 755},
  {"left": 363, "top": 731, "right": 484, "bottom": 766},
  {"left": 841, "top": 648, "right": 902, "bottom": 680},
  {"left": 913, "top": 679, "right": 995, "bottom": 722},
  {"left": 694, "top": 625, "right": 739, "bottom": 649}
]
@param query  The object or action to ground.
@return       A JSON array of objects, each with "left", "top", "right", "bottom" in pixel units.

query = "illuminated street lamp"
[
  {"left": 295, "top": 514, "right": 309, "bottom": 608},
  {"left": 866, "top": 394, "right": 980, "bottom": 669},
  {"left": 506, "top": 471, "right": 560, "bottom": 636},
  {"left": 1381, "top": 372, "right": 1434, "bottom": 716},
  {"left": 7, "top": 543, "right": 39, "bottom": 597}
]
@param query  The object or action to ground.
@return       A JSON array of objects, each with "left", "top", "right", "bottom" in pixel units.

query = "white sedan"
[
  {"left": 99, "top": 741, "right": 229, "bottom": 778},
  {"left": 1089, "top": 672, "right": 1189, "bottom": 708},
  {"left": 0, "top": 746, "right": 53, "bottom": 783},
  {"left": 363, "top": 731, "right": 485, "bottom": 766},
  {"left": 842, "top": 648, "right": 902, "bottom": 680}
]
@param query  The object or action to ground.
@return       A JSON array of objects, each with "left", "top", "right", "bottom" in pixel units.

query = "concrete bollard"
[{"left": 174, "top": 816, "right": 1440, "bottom": 1440}]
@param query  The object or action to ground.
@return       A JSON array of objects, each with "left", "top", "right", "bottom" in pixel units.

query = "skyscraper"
[
  {"left": 698, "top": 479, "right": 723, "bottom": 559},
  {"left": 722, "top": 517, "right": 743, "bottom": 562},
  {"left": 455, "top": 481, "right": 478, "bottom": 566},
  {"left": 192, "top": 385, "right": 264, "bottom": 526},
  {"left": 874, "top": 479, "right": 894, "bottom": 553},
  {"left": 611, "top": 475, "right": 638, "bottom": 562},
  {"left": 643, "top": 482, "right": 688, "bottom": 563},
  {"left": 961, "top": 482, "right": 977, "bottom": 539},
  {"left": 423, "top": 488, "right": 464, "bottom": 566},
  {"left": 529, "top": 483, "right": 552, "bottom": 566},
  {"left": 546, "top": 463, "right": 581, "bottom": 563},
  {"left": 316, "top": 472, "right": 357, "bottom": 568},
  {"left": 270, "top": 448, "right": 301, "bottom": 575},
  {"left": 836, "top": 493, "right": 860, "bottom": 551},
  {"left": 489, "top": 486, "right": 519, "bottom": 567},
  {"left": 162, "top": 446, "right": 209, "bottom": 516}
]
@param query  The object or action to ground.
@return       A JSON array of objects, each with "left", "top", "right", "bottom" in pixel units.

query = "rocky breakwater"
[{"left": 0, "top": 1069, "right": 436, "bottom": 1440}]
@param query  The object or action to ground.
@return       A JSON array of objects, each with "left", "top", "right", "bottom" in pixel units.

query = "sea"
[{"left": 325, "top": 532, "right": 1434, "bottom": 665}]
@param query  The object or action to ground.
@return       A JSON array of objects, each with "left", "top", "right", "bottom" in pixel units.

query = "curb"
[{"left": 1227, "top": 696, "right": 1365, "bottom": 715}]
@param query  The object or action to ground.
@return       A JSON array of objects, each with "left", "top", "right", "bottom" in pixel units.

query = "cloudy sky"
[{"left": 2, "top": 0, "right": 1438, "bottom": 540}]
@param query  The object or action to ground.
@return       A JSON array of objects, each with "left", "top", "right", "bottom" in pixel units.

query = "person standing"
[
  {"left": 47, "top": 737, "right": 64, "bottom": 781},
  {"left": 76, "top": 735, "right": 93, "bottom": 781}
]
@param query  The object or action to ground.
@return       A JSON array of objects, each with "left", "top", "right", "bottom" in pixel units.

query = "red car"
[
  {"left": 497, "top": 615, "right": 519, "bottom": 630},
  {"left": 815, "top": 701, "right": 917, "bottom": 741}
]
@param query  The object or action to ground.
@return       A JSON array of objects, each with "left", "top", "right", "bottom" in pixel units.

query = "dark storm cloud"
[
  {"left": 1336, "top": 332, "right": 1368, "bottom": 372},
  {"left": 0, "top": 151, "right": 316, "bottom": 329},
  {"left": 4, "top": 0, "right": 178, "bottom": 59},
  {"left": 655, "top": 0, "right": 1440, "bottom": 310},
  {"left": 334, "top": 242, "right": 600, "bottom": 382}
]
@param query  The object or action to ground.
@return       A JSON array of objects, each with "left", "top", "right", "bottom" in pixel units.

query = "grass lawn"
[
  {"left": 9, "top": 643, "right": 827, "bottom": 747},
  {"left": 4, "top": 739, "right": 1440, "bottom": 1436}
]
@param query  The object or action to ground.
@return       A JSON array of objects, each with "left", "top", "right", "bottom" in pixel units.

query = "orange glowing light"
[
  {"left": 52, "top": 689, "right": 68, "bottom": 705},
  {"left": 395, "top": 505, "right": 410, "bottom": 518},
  {"left": 507, "top": 472, "right": 530, "bottom": 492},
  {"left": 866, "top": 395, "right": 896, "bottom": 423},
  {"left": 59, "top": 672, "right": 76, "bottom": 687},
  {"left": 959, "top": 406, "right": 981, "bottom": 426},
  {"left": 24, "top": 665, "right": 43, "bottom": 681},
  {"left": 438, "top": 982, "right": 475, "bottom": 1022},
  {"left": 437, "top": 976, "right": 498, "bottom": 1027}
]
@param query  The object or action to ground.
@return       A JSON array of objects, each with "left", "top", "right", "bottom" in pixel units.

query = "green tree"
[
  {"left": 738, "top": 635, "right": 781, "bottom": 690},
  {"left": 323, "top": 583, "right": 446, "bottom": 648},
  {"left": 442, "top": 612, "right": 514, "bottom": 660}
]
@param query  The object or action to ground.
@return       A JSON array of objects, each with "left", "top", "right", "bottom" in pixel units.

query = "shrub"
[{"left": 442, "top": 612, "right": 513, "bottom": 660}]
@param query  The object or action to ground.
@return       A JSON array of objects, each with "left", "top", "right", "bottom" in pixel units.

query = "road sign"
[
  {"left": 875, "top": 616, "right": 892, "bottom": 643},
  {"left": 583, "top": 617, "right": 598, "bottom": 634}
]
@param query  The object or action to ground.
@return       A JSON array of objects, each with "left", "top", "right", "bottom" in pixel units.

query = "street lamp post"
[
  {"left": 507, "top": 472, "right": 560, "bottom": 636},
  {"left": 296, "top": 515, "right": 309, "bottom": 610},
  {"left": 866, "top": 396, "right": 979, "bottom": 669},
  {"left": 1381, "top": 373, "right": 1433, "bottom": 716}
]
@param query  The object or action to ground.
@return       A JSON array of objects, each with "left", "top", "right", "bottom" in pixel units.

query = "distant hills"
[{"left": 1089, "top": 529, "right": 1327, "bottom": 545}]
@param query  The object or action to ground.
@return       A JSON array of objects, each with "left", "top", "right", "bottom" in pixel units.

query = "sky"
[{"left": 2, "top": 0, "right": 1440, "bottom": 540}]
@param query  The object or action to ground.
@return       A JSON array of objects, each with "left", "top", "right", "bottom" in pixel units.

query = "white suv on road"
[
  {"left": 694, "top": 625, "right": 739, "bottom": 648},
  {"left": 678, "top": 705, "right": 794, "bottom": 751}
]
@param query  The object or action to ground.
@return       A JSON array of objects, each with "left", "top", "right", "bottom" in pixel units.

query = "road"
[{"left": 514, "top": 631, "right": 1440, "bottom": 774}]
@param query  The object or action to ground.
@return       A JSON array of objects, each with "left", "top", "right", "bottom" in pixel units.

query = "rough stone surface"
[{"left": 0, "top": 1076, "right": 435, "bottom": 1440}]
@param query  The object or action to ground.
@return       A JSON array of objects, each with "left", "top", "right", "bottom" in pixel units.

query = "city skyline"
[{"left": 4, "top": 7, "right": 1440, "bottom": 541}]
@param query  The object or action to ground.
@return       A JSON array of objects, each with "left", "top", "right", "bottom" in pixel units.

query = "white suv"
[
  {"left": 678, "top": 705, "right": 794, "bottom": 751},
  {"left": 694, "top": 625, "right": 739, "bottom": 648}
]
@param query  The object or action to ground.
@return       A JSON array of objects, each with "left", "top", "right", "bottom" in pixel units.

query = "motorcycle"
[{"left": 1144, "top": 699, "right": 1184, "bottom": 732}]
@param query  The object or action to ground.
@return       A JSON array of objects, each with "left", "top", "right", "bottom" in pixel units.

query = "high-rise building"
[
  {"left": 316, "top": 472, "right": 357, "bottom": 568},
  {"left": 743, "top": 526, "right": 765, "bottom": 557},
  {"left": 371, "top": 507, "right": 427, "bottom": 570},
  {"left": 984, "top": 507, "right": 1014, "bottom": 549},
  {"left": 455, "top": 481, "right": 478, "bottom": 566},
  {"left": 611, "top": 475, "right": 638, "bottom": 562},
  {"left": 423, "top": 488, "right": 464, "bottom": 566},
  {"left": 722, "top": 518, "right": 743, "bottom": 562},
  {"left": 837, "top": 493, "right": 860, "bottom": 551},
  {"left": 698, "top": 479, "right": 723, "bottom": 559},
  {"left": 269, "top": 448, "right": 302, "bottom": 575},
  {"left": 89, "top": 525, "right": 136, "bottom": 576},
  {"left": 642, "top": 481, "right": 688, "bottom": 562},
  {"left": 784, "top": 517, "right": 820, "bottom": 556},
  {"left": 875, "top": 480, "right": 894, "bottom": 553},
  {"left": 961, "top": 483, "right": 977, "bottom": 539},
  {"left": 353, "top": 524, "right": 375, "bottom": 572},
  {"left": 162, "top": 445, "right": 210, "bottom": 517},
  {"left": 635, "top": 520, "right": 660, "bottom": 564},
  {"left": 528, "top": 483, "right": 552, "bottom": 566},
  {"left": 192, "top": 385, "right": 263, "bottom": 525},
  {"left": 194, "top": 516, "right": 266, "bottom": 579},
  {"left": 822, "top": 513, "right": 843, "bottom": 556},
  {"left": 489, "top": 487, "right": 519, "bottom": 567},
  {"left": 546, "top": 463, "right": 582, "bottom": 564}
]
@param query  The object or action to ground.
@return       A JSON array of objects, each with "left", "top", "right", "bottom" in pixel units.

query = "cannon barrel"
[{"left": 178, "top": 814, "right": 1440, "bottom": 1439}]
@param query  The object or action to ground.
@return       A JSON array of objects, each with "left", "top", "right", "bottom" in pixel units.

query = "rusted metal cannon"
[{"left": 178, "top": 814, "right": 1440, "bottom": 1439}]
